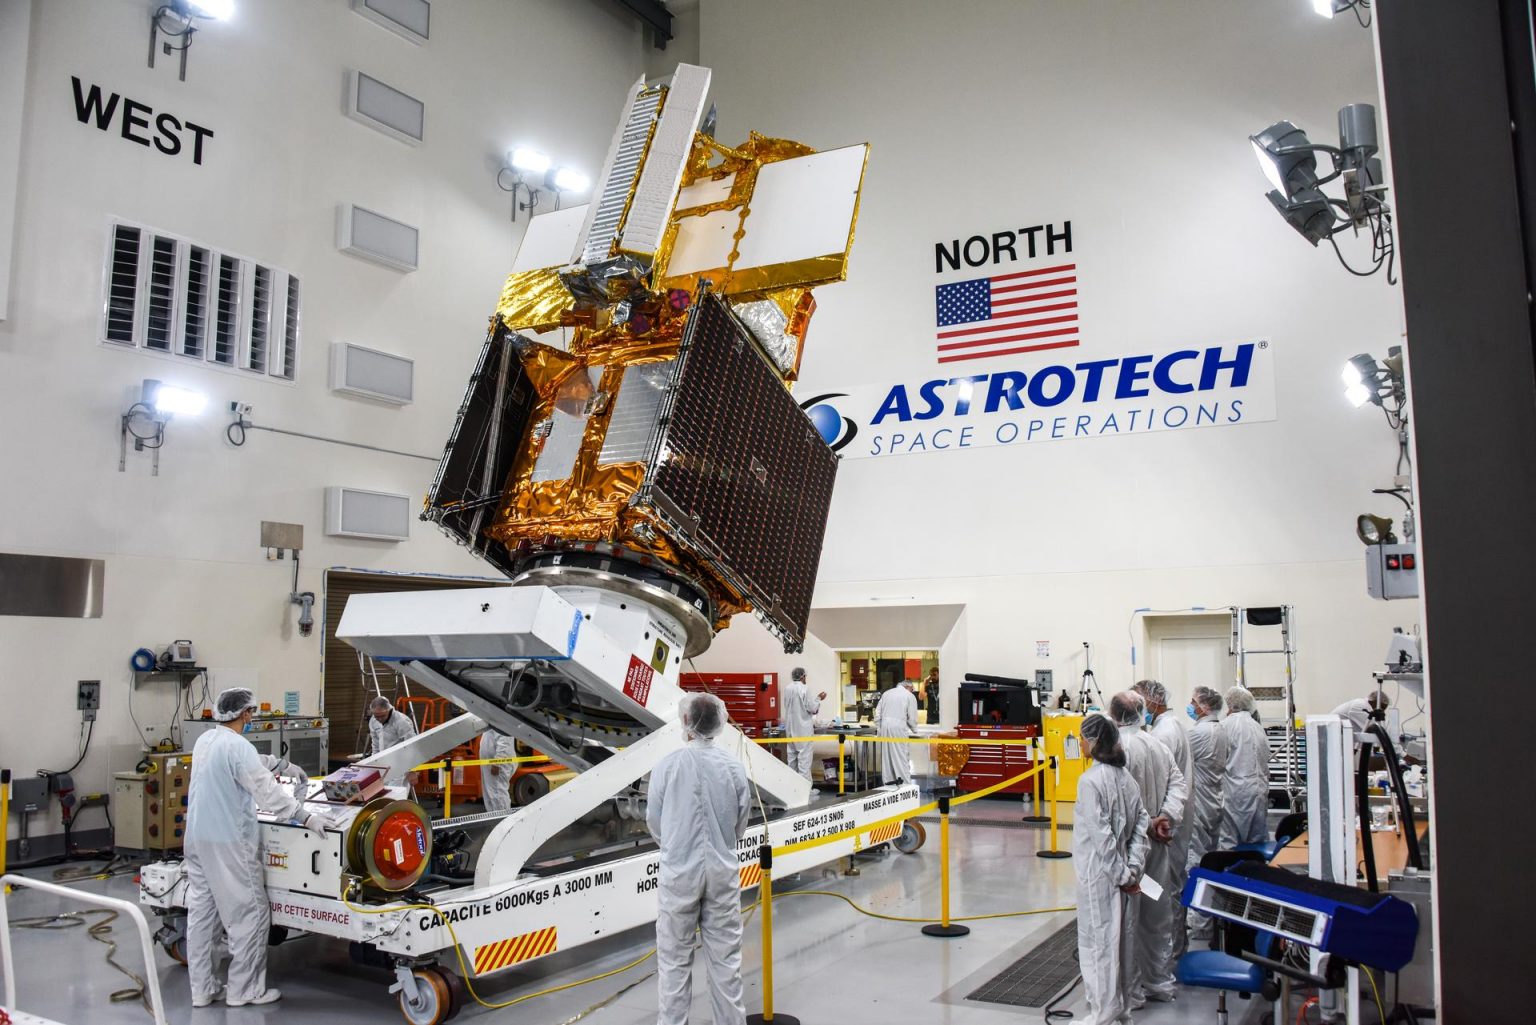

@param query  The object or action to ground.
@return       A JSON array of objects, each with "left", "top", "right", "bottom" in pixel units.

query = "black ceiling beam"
[{"left": 611, "top": 0, "right": 673, "bottom": 49}]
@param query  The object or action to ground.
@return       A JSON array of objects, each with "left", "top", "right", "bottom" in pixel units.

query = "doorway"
[{"left": 837, "top": 649, "right": 938, "bottom": 722}]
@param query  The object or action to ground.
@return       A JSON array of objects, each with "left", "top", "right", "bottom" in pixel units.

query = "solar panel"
[
  {"left": 423, "top": 323, "right": 538, "bottom": 575},
  {"left": 639, "top": 293, "right": 839, "bottom": 649}
]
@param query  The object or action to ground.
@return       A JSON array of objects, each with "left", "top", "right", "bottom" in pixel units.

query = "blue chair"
[
  {"left": 1175, "top": 930, "right": 1277, "bottom": 1025},
  {"left": 1234, "top": 812, "right": 1307, "bottom": 862}
]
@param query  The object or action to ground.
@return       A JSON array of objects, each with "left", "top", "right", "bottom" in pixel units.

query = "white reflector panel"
[
  {"left": 351, "top": 0, "right": 430, "bottom": 43},
  {"left": 734, "top": 144, "right": 867, "bottom": 269},
  {"left": 337, "top": 204, "right": 419, "bottom": 272},
  {"left": 326, "top": 487, "right": 412, "bottom": 541},
  {"left": 330, "top": 341, "right": 414, "bottom": 404},
  {"left": 513, "top": 205, "right": 589, "bottom": 272},
  {"left": 347, "top": 71, "right": 425, "bottom": 145}
]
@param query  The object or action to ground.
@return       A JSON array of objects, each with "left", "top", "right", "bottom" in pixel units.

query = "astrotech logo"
[{"left": 800, "top": 393, "right": 858, "bottom": 452}]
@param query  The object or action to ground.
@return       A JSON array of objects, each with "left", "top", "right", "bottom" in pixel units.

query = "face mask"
[
  {"left": 1187, "top": 704, "right": 1198, "bottom": 720},
  {"left": 1144, "top": 711, "right": 1155, "bottom": 726}
]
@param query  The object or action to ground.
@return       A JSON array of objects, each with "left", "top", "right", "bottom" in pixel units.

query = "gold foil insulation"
[{"left": 481, "top": 127, "right": 867, "bottom": 633}]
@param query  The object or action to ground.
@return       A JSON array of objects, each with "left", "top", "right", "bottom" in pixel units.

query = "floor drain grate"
[{"left": 965, "top": 919, "right": 1079, "bottom": 1007}]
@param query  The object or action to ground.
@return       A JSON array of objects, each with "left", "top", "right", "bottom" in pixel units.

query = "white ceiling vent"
[
  {"left": 331, "top": 341, "right": 414, "bottom": 405},
  {"left": 337, "top": 204, "right": 419, "bottom": 272},
  {"left": 345, "top": 71, "right": 425, "bottom": 146},
  {"left": 351, "top": 0, "right": 430, "bottom": 44},
  {"left": 326, "top": 487, "right": 412, "bottom": 542}
]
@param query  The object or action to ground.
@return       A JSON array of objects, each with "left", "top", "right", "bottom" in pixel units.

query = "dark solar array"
[
  {"left": 966, "top": 920, "right": 1080, "bottom": 1007},
  {"left": 424, "top": 323, "right": 537, "bottom": 575},
  {"left": 646, "top": 294, "right": 838, "bottom": 649}
]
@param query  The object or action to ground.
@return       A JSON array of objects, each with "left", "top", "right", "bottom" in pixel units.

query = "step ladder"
[{"left": 1230, "top": 605, "right": 1302, "bottom": 810}]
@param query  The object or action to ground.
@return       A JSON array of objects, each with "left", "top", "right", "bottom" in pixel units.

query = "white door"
[{"left": 1155, "top": 635, "right": 1231, "bottom": 697}]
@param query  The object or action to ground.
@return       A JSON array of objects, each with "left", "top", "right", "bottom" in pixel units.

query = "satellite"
[{"left": 424, "top": 64, "right": 868, "bottom": 654}]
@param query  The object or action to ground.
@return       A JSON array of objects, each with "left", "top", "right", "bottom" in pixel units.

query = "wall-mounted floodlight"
[
  {"left": 1312, "top": 0, "right": 1372, "bottom": 26},
  {"left": 149, "top": 1, "right": 234, "bottom": 81},
  {"left": 1250, "top": 103, "right": 1394, "bottom": 280},
  {"left": 1341, "top": 349, "right": 1404, "bottom": 409},
  {"left": 1356, "top": 513, "right": 1397, "bottom": 545},
  {"left": 552, "top": 167, "right": 591, "bottom": 193},
  {"left": 120, "top": 379, "right": 207, "bottom": 476},
  {"left": 496, "top": 148, "right": 591, "bottom": 222},
  {"left": 510, "top": 147, "right": 551, "bottom": 174}
]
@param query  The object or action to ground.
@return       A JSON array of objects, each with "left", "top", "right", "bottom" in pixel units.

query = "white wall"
[
  {"left": 691, "top": 1, "right": 1419, "bottom": 720},
  {"left": 0, "top": 0, "right": 644, "bottom": 844}
]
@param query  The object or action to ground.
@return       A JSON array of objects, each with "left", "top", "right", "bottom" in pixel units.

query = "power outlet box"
[
  {"left": 78, "top": 679, "right": 101, "bottom": 721},
  {"left": 1034, "top": 670, "right": 1054, "bottom": 691}
]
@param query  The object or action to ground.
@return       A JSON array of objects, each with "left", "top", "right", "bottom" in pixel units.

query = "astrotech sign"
[{"left": 800, "top": 341, "right": 1276, "bottom": 460}]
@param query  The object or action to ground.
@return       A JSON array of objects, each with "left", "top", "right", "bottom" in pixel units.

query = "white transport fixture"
[{"left": 140, "top": 582, "right": 922, "bottom": 1024}]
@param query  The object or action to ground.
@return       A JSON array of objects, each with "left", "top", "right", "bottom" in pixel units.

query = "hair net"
[
  {"left": 1367, "top": 691, "right": 1391, "bottom": 710},
  {"left": 1135, "top": 679, "right": 1169, "bottom": 707},
  {"left": 791, "top": 667, "right": 806, "bottom": 682},
  {"left": 680, "top": 692, "right": 727, "bottom": 739},
  {"left": 1225, "top": 686, "right": 1256, "bottom": 713},
  {"left": 900, "top": 679, "right": 915, "bottom": 689},
  {"left": 1109, "top": 690, "right": 1144, "bottom": 727},
  {"left": 1080, "top": 713, "right": 1126, "bottom": 768},
  {"left": 1192, "top": 686, "right": 1223, "bottom": 714},
  {"left": 215, "top": 687, "right": 258, "bottom": 722},
  {"left": 369, "top": 696, "right": 392, "bottom": 712}
]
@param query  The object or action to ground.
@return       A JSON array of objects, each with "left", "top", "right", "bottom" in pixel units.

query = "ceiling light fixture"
[{"left": 1249, "top": 103, "right": 1395, "bottom": 281}]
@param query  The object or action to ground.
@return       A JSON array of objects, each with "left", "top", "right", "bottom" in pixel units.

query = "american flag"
[{"left": 933, "top": 263, "right": 1079, "bottom": 365}]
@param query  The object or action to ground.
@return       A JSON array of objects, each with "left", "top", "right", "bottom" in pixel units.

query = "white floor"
[{"left": 2, "top": 797, "right": 1269, "bottom": 1025}]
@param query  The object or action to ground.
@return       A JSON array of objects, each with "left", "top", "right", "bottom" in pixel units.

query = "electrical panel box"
[
  {"left": 113, "top": 773, "right": 150, "bottom": 849},
  {"left": 1366, "top": 542, "right": 1419, "bottom": 600},
  {"left": 77, "top": 679, "right": 100, "bottom": 721},
  {"left": 1034, "top": 669, "right": 1054, "bottom": 691},
  {"left": 119, "top": 752, "right": 192, "bottom": 850}
]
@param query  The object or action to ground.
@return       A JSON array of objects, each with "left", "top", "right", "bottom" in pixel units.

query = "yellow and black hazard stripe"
[
  {"left": 738, "top": 863, "right": 763, "bottom": 889},
  {"left": 868, "top": 821, "right": 904, "bottom": 845},
  {"left": 472, "top": 926, "right": 558, "bottom": 975}
]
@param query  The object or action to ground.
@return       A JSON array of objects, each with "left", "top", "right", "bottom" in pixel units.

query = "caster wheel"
[
  {"left": 398, "top": 968, "right": 451, "bottom": 1025},
  {"left": 439, "top": 968, "right": 467, "bottom": 1021},
  {"left": 893, "top": 820, "right": 927, "bottom": 854},
  {"left": 164, "top": 937, "right": 188, "bottom": 966},
  {"left": 513, "top": 772, "right": 550, "bottom": 807},
  {"left": 268, "top": 925, "right": 290, "bottom": 946}
]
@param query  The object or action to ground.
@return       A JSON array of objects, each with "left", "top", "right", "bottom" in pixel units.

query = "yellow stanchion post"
[
  {"left": 1022, "top": 736, "right": 1050, "bottom": 823},
  {"left": 745, "top": 844, "right": 801, "bottom": 1025},
  {"left": 1037, "top": 755, "right": 1072, "bottom": 859},
  {"left": 922, "top": 792, "right": 970, "bottom": 938},
  {"left": 442, "top": 758, "right": 453, "bottom": 819},
  {"left": 1, "top": 768, "right": 9, "bottom": 886},
  {"left": 837, "top": 733, "right": 846, "bottom": 796}
]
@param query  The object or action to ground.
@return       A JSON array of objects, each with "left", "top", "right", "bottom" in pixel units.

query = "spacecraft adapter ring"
[{"left": 512, "top": 553, "right": 714, "bottom": 658}]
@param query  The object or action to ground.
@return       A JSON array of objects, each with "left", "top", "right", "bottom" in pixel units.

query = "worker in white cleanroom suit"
[
  {"left": 1219, "top": 686, "right": 1271, "bottom": 847},
  {"left": 1137, "top": 678, "right": 1194, "bottom": 961},
  {"left": 480, "top": 729, "right": 517, "bottom": 813},
  {"left": 1071, "top": 713, "right": 1151, "bottom": 1025},
  {"left": 783, "top": 667, "right": 826, "bottom": 778},
  {"left": 367, "top": 696, "right": 418, "bottom": 785},
  {"left": 647, "top": 693, "right": 753, "bottom": 1025},
  {"left": 1185, "top": 685, "right": 1229, "bottom": 940},
  {"left": 185, "top": 688, "right": 328, "bottom": 1008},
  {"left": 1110, "top": 691, "right": 1187, "bottom": 1007},
  {"left": 875, "top": 680, "right": 919, "bottom": 783},
  {"left": 1330, "top": 690, "right": 1390, "bottom": 746}
]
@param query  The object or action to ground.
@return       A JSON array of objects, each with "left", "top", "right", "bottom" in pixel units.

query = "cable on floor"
[
  {"left": 771, "top": 888, "right": 1076, "bottom": 924},
  {"left": 11, "top": 909, "right": 148, "bottom": 1010}
]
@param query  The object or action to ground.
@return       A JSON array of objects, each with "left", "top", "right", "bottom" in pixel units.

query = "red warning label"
[{"left": 623, "top": 656, "right": 654, "bottom": 706}]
